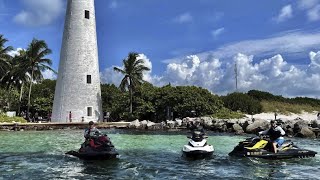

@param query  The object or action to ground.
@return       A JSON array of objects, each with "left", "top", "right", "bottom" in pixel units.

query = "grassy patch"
[
  {"left": 212, "top": 107, "right": 246, "bottom": 119},
  {"left": 0, "top": 114, "right": 27, "bottom": 123},
  {"left": 261, "top": 100, "right": 320, "bottom": 114}
]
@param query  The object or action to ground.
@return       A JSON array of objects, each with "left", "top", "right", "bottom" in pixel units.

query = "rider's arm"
[
  {"left": 259, "top": 129, "right": 269, "bottom": 135},
  {"left": 84, "top": 129, "right": 89, "bottom": 138},
  {"left": 275, "top": 126, "right": 285, "bottom": 135}
]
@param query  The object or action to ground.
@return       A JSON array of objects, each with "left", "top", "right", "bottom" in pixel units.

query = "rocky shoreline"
[
  {"left": 1, "top": 117, "right": 319, "bottom": 138},
  {"left": 128, "top": 117, "right": 320, "bottom": 138}
]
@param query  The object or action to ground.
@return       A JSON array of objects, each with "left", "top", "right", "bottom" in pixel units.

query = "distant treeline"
[{"left": 1, "top": 79, "right": 319, "bottom": 122}]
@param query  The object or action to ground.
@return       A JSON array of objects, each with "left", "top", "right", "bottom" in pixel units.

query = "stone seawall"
[{"left": 1, "top": 118, "right": 319, "bottom": 138}]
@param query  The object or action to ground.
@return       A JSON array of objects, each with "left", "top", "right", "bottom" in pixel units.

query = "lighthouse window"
[
  {"left": 87, "top": 107, "right": 93, "bottom": 116},
  {"left": 87, "top": 75, "right": 91, "bottom": 84},
  {"left": 85, "top": 10, "right": 90, "bottom": 19}
]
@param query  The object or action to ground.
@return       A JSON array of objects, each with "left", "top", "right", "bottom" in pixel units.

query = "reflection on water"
[{"left": 0, "top": 130, "right": 319, "bottom": 179}]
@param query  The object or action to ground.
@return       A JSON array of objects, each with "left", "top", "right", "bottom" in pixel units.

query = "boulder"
[
  {"left": 166, "top": 120, "right": 176, "bottom": 128},
  {"left": 129, "top": 119, "right": 140, "bottom": 129},
  {"left": 201, "top": 117, "right": 213, "bottom": 128},
  {"left": 146, "top": 121, "right": 155, "bottom": 127},
  {"left": 232, "top": 123, "right": 244, "bottom": 134},
  {"left": 246, "top": 119, "right": 269, "bottom": 133},
  {"left": 310, "top": 120, "right": 319, "bottom": 128},
  {"left": 296, "top": 127, "right": 316, "bottom": 138},
  {"left": 175, "top": 119, "right": 183, "bottom": 127}
]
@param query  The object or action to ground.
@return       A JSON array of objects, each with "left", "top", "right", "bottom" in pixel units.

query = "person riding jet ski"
[
  {"left": 83, "top": 121, "right": 106, "bottom": 148},
  {"left": 182, "top": 121, "right": 214, "bottom": 159},
  {"left": 66, "top": 121, "right": 118, "bottom": 160},
  {"left": 258, "top": 120, "right": 285, "bottom": 153}
]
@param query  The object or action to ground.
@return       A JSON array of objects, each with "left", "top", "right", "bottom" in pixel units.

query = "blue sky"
[{"left": 1, "top": 0, "right": 320, "bottom": 98}]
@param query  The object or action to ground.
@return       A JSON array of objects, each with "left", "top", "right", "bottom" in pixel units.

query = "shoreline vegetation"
[
  {"left": 1, "top": 112, "right": 319, "bottom": 139},
  {"left": 1, "top": 34, "right": 320, "bottom": 139}
]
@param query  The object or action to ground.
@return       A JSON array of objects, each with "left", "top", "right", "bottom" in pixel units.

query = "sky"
[{"left": 1, "top": 0, "right": 320, "bottom": 98}]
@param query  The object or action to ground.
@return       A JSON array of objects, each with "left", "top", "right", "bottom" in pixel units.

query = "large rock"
[
  {"left": 246, "top": 119, "right": 269, "bottom": 133},
  {"left": 129, "top": 119, "right": 140, "bottom": 129},
  {"left": 296, "top": 127, "right": 316, "bottom": 138},
  {"left": 232, "top": 123, "right": 244, "bottom": 134},
  {"left": 201, "top": 117, "right": 213, "bottom": 128},
  {"left": 146, "top": 121, "right": 155, "bottom": 127},
  {"left": 166, "top": 120, "right": 176, "bottom": 128},
  {"left": 175, "top": 119, "right": 182, "bottom": 127},
  {"left": 140, "top": 120, "right": 148, "bottom": 129}
]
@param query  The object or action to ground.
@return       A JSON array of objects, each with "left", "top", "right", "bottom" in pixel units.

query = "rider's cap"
[
  {"left": 89, "top": 121, "right": 94, "bottom": 125},
  {"left": 270, "top": 120, "right": 276, "bottom": 124}
]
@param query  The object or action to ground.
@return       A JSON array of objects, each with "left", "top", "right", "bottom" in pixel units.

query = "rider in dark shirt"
[{"left": 259, "top": 120, "right": 285, "bottom": 153}]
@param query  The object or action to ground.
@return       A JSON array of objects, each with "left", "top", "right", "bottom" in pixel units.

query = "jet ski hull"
[
  {"left": 229, "top": 148, "right": 316, "bottom": 159},
  {"left": 66, "top": 150, "right": 119, "bottom": 160},
  {"left": 229, "top": 137, "right": 317, "bottom": 159},
  {"left": 182, "top": 150, "right": 213, "bottom": 159}
]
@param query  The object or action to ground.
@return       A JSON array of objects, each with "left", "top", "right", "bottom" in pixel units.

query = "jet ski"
[
  {"left": 66, "top": 134, "right": 119, "bottom": 160},
  {"left": 182, "top": 130, "right": 214, "bottom": 159},
  {"left": 229, "top": 136, "right": 317, "bottom": 159}
]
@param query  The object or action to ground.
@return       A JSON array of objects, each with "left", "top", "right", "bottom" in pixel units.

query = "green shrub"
[
  {"left": 212, "top": 107, "right": 245, "bottom": 119},
  {"left": 222, "top": 92, "right": 262, "bottom": 114},
  {"left": 261, "top": 100, "right": 319, "bottom": 114},
  {"left": 0, "top": 114, "right": 27, "bottom": 123}
]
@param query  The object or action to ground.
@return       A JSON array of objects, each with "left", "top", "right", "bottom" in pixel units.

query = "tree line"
[{"left": 1, "top": 34, "right": 320, "bottom": 122}]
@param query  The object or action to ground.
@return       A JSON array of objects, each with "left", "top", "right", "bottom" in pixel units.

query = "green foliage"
[
  {"left": 261, "top": 100, "right": 319, "bottom": 114},
  {"left": 101, "top": 83, "right": 223, "bottom": 122},
  {"left": 0, "top": 87, "right": 19, "bottom": 111},
  {"left": 113, "top": 52, "right": 151, "bottom": 114},
  {"left": 101, "top": 84, "right": 128, "bottom": 120},
  {"left": 248, "top": 90, "right": 286, "bottom": 102},
  {"left": 222, "top": 92, "right": 262, "bottom": 114},
  {"left": 0, "top": 114, "right": 27, "bottom": 123},
  {"left": 153, "top": 85, "right": 223, "bottom": 122},
  {"left": 212, "top": 107, "right": 245, "bottom": 119},
  {"left": 248, "top": 90, "right": 320, "bottom": 108},
  {"left": 132, "top": 82, "right": 156, "bottom": 120}
]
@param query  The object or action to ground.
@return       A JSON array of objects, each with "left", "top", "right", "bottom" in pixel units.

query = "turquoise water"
[{"left": 0, "top": 129, "right": 320, "bottom": 179}]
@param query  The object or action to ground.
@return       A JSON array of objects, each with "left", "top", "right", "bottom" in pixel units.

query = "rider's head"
[
  {"left": 88, "top": 121, "right": 94, "bottom": 127},
  {"left": 270, "top": 120, "right": 277, "bottom": 128}
]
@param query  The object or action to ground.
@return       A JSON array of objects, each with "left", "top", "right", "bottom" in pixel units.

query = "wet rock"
[
  {"left": 201, "top": 117, "right": 213, "bottom": 128},
  {"left": 140, "top": 120, "right": 148, "bottom": 129},
  {"left": 175, "top": 119, "right": 182, "bottom": 127},
  {"left": 166, "top": 120, "right": 176, "bottom": 128},
  {"left": 246, "top": 119, "right": 269, "bottom": 133},
  {"left": 310, "top": 120, "right": 319, "bottom": 128},
  {"left": 296, "top": 127, "right": 316, "bottom": 138},
  {"left": 232, "top": 123, "right": 244, "bottom": 134},
  {"left": 129, "top": 119, "right": 140, "bottom": 129}
]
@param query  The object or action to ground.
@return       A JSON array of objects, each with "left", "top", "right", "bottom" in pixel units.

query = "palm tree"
[
  {"left": 0, "top": 35, "right": 13, "bottom": 82},
  {"left": 113, "top": 52, "right": 150, "bottom": 114},
  {"left": 23, "top": 39, "right": 55, "bottom": 117}
]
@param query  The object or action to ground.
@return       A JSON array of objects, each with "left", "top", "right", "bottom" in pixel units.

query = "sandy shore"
[{"left": 246, "top": 111, "right": 320, "bottom": 121}]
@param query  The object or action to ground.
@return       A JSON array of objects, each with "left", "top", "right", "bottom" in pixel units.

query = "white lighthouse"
[{"left": 52, "top": 0, "right": 102, "bottom": 122}]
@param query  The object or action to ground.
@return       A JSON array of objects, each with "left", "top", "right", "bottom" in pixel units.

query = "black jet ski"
[
  {"left": 229, "top": 136, "right": 317, "bottom": 159},
  {"left": 66, "top": 134, "right": 119, "bottom": 160},
  {"left": 182, "top": 130, "right": 214, "bottom": 159}
]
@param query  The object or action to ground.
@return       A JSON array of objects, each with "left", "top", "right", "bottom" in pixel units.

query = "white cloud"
[
  {"left": 101, "top": 51, "right": 320, "bottom": 98},
  {"left": 275, "top": 4, "right": 293, "bottom": 22},
  {"left": 298, "top": 0, "right": 320, "bottom": 9},
  {"left": 163, "top": 31, "right": 320, "bottom": 64},
  {"left": 42, "top": 69, "right": 56, "bottom": 80},
  {"left": 13, "top": 0, "right": 64, "bottom": 27},
  {"left": 307, "top": 4, "right": 320, "bottom": 21},
  {"left": 8, "top": 48, "right": 24, "bottom": 57},
  {"left": 211, "top": 27, "right": 225, "bottom": 38},
  {"left": 173, "top": 13, "right": 193, "bottom": 24}
]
